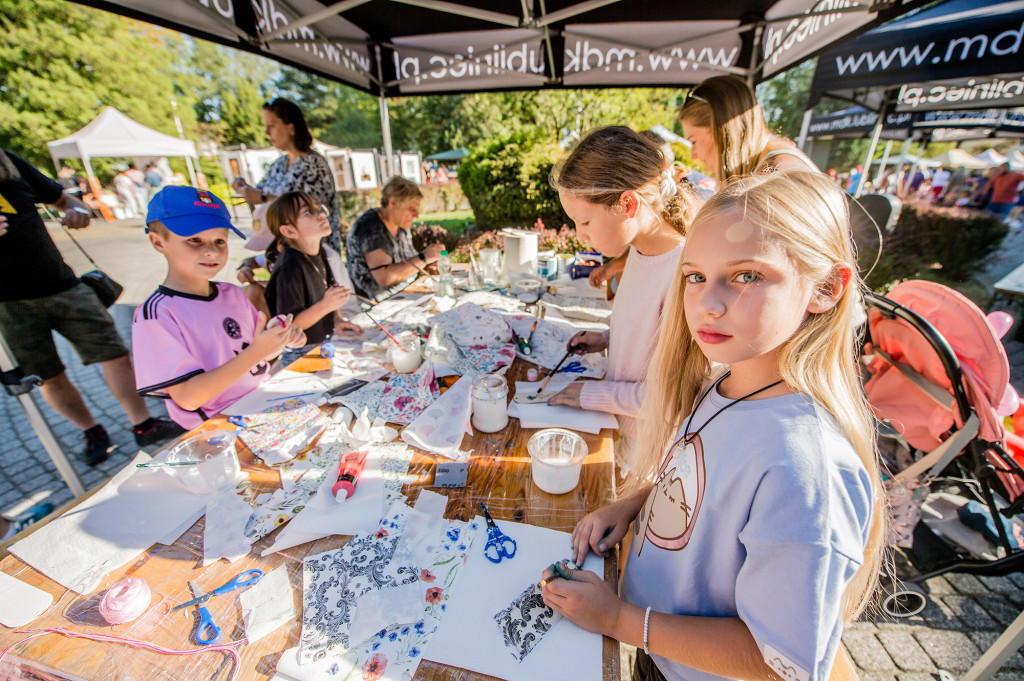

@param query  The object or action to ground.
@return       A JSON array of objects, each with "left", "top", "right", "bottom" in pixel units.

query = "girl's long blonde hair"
[
  {"left": 678, "top": 75, "right": 771, "bottom": 185},
  {"left": 631, "top": 171, "right": 885, "bottom": 622}
]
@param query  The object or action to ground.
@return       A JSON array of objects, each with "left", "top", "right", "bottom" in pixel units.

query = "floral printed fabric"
[
  {"left": 494, "top": 581, "right": 563, "bottom": 661},
  {"left": 298, "top": 503, "right": 480, "bottom": 673},
  {"left": 426, "top": 326, "right": 516, "bottom": 377},
  {"left": 429, "top": 303, "right": 512, "bottom": 347},
  {"left": 376, "top": 362, "right": 439, "bottom": 426},
  {"left": 299, "top": 509, "right": 420, "bottom": 663},
  {"left": 503, "top": 314, "right": 605, "bottom": 379},
  {"left": 237, "top": 402, "right": 329, "bottom": 466},
  {"left": 339, "top": 381, "right": 387, "bottom": 423}
]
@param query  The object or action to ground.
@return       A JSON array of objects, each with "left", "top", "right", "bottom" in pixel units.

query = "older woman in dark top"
[{"left": 232, "top": 98, "right": 342, "bottom": 251}]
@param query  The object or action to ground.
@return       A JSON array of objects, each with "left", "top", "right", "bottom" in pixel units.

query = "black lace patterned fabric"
[{"left": 493, "top": 581, "right": 562, "bottom": 661}]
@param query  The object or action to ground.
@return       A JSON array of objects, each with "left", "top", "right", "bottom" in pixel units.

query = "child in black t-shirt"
[{"left": 264, "top": 191, "right": 360, "bottom": 345}]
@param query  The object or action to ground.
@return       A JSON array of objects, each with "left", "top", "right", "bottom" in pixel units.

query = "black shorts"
[{"left": 0, "top": 282, "right": 129, "bottom": 381}]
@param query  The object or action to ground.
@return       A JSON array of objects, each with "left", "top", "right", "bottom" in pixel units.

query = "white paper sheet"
[
  {"left": 508, "top": 379, "right": 618, "bottom": 435},
  {"left": 262, "top": 449, "right": 386, "bottom": 556},
  {"left": 10, "top": 452, "right": 214, "bottom": 593},
  {"left": 203, "top": 491, "right": 255, "bottom": 566},
  {"left": 424, "top": 521, "right": 604, "bottom": 681},
  {"left": 240, "top": 566, "right": 296, "bottom": 644},
  {"left": 0, "top": 571, "right": 53, "bottom": 627}
]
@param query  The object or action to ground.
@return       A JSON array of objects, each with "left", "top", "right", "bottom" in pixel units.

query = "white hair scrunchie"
[{"left": 660, "top": 169, "right": 678, "bottom": 198}]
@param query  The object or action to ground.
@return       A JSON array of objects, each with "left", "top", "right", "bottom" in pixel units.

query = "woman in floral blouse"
[{"left": 232, "top": 98, "right": 342, "bottom": 250}]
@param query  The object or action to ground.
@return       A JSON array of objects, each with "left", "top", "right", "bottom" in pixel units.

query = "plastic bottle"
[{"left": 437, "top": 250, "right": 455, "bottom": 298}]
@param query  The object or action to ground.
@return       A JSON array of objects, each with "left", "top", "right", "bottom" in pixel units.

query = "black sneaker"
[
  {"left": 133, "top": 416, "right": 186, "bottom": 448},
  {"left": 83, "top": 425, "right": 114, "bottom": 465}
]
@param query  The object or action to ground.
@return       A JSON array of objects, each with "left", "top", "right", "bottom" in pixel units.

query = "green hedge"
[
  {"left": 458, "top": 133, "right": 570, "bottom": 230},
  {"left": 865, "top": 202, "right": 1007, "bottom": 290},
  {"left": 337, "top": 182, "right": 469, "bottom": 226}
]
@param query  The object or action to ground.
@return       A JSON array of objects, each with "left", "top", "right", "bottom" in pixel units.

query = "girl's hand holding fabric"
[
  {"left": 570, "top": 497, "right": 640, "bottom": 565},
  {"left": 540, "top": 568, "right": 622, "bottom": 635},
  {"left": 566, "top": 330, "right": 606, "bottom": 354}
]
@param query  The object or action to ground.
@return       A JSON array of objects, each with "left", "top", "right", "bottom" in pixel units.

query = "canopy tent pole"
[
  {"left": 0, "top": 331, "right": 85, "bottom": 498},
  {"left": 171, "top": 98, "right": 199, "bottom": 187},
  {"left": 855, "top": 95, "right": 889, "bottom": 197},
  {"left": 375, "top": 46, "right": 394, "bottom": 178},
  {"left": 873, "top": 139, "right": 894, "bottom": 188},
  {"left": 796, "top": 108, "right": 813, "bottom": 150}
]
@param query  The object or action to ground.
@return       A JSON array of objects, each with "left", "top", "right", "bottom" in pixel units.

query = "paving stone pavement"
[{"left": 4, "top": 214, "right": 1024, "bottom": 679}]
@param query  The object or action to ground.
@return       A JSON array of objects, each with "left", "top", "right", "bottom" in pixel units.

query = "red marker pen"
[{"left": 333, "top": 451, "right": 368, "bottom": 501}]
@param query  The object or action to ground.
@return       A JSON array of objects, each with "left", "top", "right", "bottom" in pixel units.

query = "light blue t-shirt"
[{"left": 620, "top": 383, "right": 872, "bottom": 681}]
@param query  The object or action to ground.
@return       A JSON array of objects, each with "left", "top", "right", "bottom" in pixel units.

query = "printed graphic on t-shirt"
[
  {"left": 633, "top": 434, "right": 705, "bottom": 556},
  {"left": 0, "top": 190, "right": 15, "bottom": 214}
]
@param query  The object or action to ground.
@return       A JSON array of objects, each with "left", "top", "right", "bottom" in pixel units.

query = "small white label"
[{"left": 763, "top": 644, "right": 810, "bottom": 681}]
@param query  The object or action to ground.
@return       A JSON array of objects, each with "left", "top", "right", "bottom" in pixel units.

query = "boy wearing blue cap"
[{"left": 132, "top": 187, "right": 305, "bottom": 428}]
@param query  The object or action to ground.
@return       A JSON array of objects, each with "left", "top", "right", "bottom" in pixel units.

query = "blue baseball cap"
[{"left": 146, "top": 186, "right": 246, "bottom": 238}]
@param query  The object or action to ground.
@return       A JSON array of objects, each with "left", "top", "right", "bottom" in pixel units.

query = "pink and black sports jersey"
[{"left": 132, "top": 282, "right": 270, "bottom": 429}]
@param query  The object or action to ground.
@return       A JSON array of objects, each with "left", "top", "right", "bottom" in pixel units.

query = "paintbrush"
[
  {"left": 536, "top": 347, "right": 573, "bottom": 393},
  {"left": 364, "top": 311, "right": 403, "bottom": 347}
]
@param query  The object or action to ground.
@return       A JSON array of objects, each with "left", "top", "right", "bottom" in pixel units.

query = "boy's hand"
[
  {"left": 284, "top": 324, "right": 306, "bottom": 349},
  {"left": 319, "top": 285, "right": 351, "bottom": 311},
  {"left": 252, "top": 312, "right": 297, "bottom": 360},
  {"left": 540, "top": 567, "right": 621, "bottom": 636}
]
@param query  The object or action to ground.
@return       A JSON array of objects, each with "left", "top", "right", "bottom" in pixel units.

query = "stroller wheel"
[{"left": 881, "top": 582, "right": 928, "bottom": 618}]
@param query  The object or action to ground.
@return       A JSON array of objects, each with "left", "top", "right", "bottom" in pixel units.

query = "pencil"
[{"left": 536, "top": 348, "right": 573, "bottom": 393}]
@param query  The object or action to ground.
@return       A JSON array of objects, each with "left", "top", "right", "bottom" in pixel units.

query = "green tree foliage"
[
  {"left": 756, "top": 61, "right": 815, "bottom": 140},
  {"left": 0, "top": 0, "right": 197, "bottom": 171},
  {"left": 187, "top": 40, "right": 274, "bottom": 147},
  {"left": 459, "top": 131, "right": 568, "bottom": 229}
]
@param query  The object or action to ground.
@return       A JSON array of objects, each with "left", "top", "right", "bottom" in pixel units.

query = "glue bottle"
[{"left": 332, "top": 451, "right": 368, "bottom": 501}]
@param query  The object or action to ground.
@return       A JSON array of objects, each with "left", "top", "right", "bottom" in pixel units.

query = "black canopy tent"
[
  {"left": 71, "top": 0, "right": 929, "bottom": 167},
  {"left": 799, "top": 0, "right": 1024, "bottom": 194}
]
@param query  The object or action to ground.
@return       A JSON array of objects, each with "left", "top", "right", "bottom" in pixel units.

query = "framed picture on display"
[
  {"left": 351, "top": 151, "right": 379, "bottom": 190},
  {"left": 399, "top": 152, "right": 422, "bottom": 184}
]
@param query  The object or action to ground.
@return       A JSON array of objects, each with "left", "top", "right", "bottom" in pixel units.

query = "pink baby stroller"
[{"left": 863, "top": 280, "right": 1024, "bottom": 617}]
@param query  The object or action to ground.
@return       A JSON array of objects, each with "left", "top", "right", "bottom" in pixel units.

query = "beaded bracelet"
[{"left": 643, "top": 606, "right": 652, "bottom": 655}]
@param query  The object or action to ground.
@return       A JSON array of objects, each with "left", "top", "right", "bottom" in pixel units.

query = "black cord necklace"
[{"left": 671, "top": 371, "right": 784, "bottom": 450}]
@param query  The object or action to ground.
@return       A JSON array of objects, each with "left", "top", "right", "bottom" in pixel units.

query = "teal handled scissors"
[
  {"left": 171, "top": 569, "right": 264, "bottom": 645},
  {"left": 480, "top": 502, "right": 516, "bottom": 563}
]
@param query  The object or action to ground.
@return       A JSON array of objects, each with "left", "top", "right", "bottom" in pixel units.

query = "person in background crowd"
[{"left": 982, "top": 163, "right": 1024, "bottom": 222}]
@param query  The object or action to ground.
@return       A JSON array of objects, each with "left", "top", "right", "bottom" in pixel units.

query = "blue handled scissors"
[
  {"left": 226, "top": 415, "right": 248, "bottom": 429},
  {"left": 560, "top": 361, "right": 586, "bottom": 374},
  {"left": 170, "top": 569, "right": 264, "bottom": 644},
  {"left": 185, "top": 580, "right": 221, "bottom": 645},
  {"left": 480, "top": 502, "right": 516, "bottom": 563}
]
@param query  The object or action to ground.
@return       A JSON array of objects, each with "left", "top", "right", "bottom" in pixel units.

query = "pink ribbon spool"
[{"left": 99, "top": 578, "right": 152, "bottom": 625}]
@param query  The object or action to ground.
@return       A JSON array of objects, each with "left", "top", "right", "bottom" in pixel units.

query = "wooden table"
[{"left": 0, "top": 359, "right": 619, "bottom": 681}]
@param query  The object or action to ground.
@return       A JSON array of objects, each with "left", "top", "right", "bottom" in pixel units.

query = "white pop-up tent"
[{"left": 47, "top": 106, "right": 198, "bottom": 185}]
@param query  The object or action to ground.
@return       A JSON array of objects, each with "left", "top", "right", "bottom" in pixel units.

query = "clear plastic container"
[
  {"left": 471, "top": 374, "right": 509, "bottom": 433},
  {"left": 162, "top": 430, "right": 241, "bottom": 495},
  {"left": 527, "top": 428, "right": 588, "bottom": 494},
  {"left": 388, "top": 332, "right": 422, "bottom": 373},
  {"left": 437, "top": 250, "right": 455, "bottom": 298}
]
